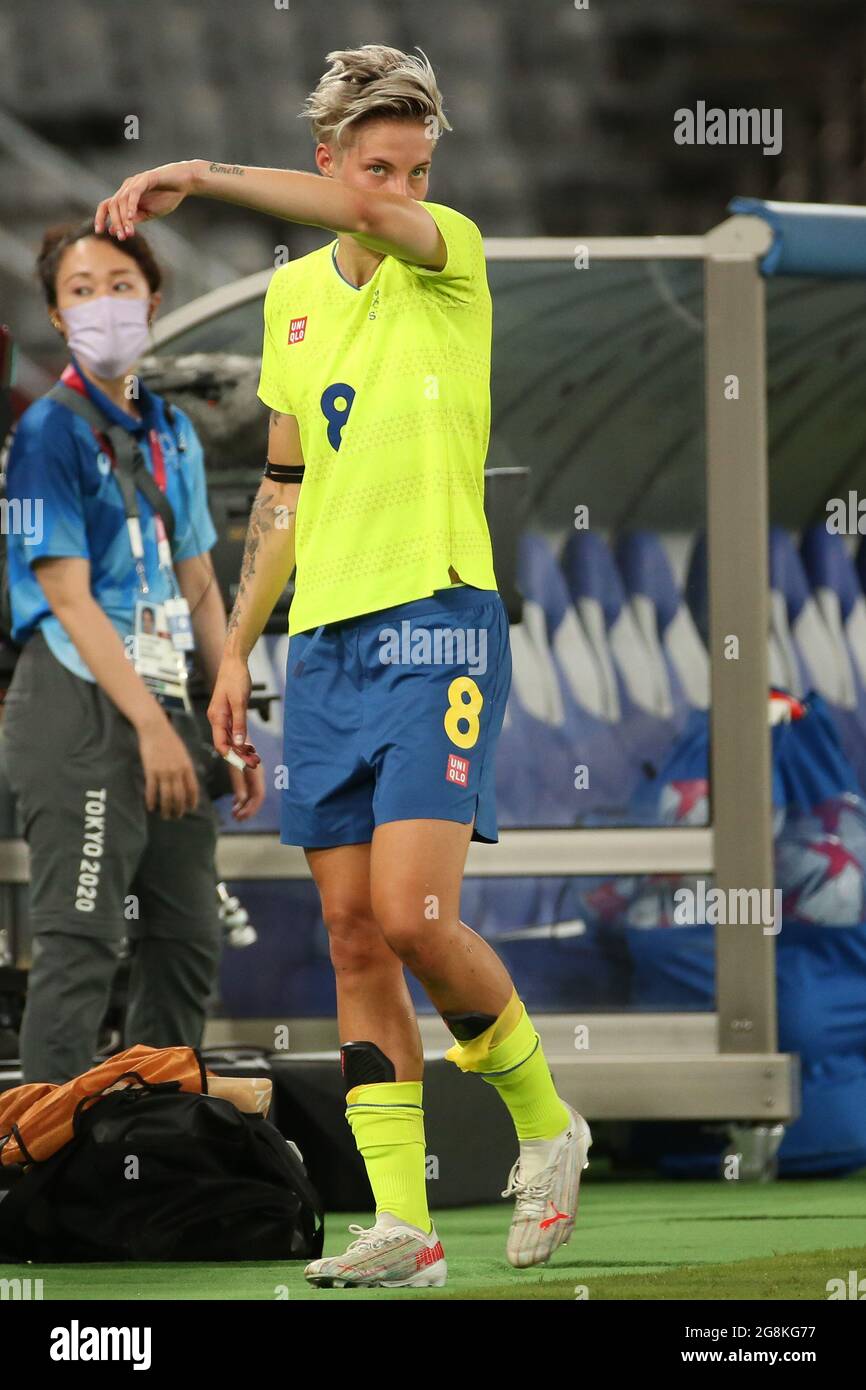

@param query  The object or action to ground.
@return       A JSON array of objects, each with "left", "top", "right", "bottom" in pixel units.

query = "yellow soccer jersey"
[{"left": 257, "top": 200, "right": 498, "bottom": 635}]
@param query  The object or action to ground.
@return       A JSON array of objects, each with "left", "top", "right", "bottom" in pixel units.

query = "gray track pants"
[{"left": 1, "top": 630, "right": 223, "bottom": 1083}]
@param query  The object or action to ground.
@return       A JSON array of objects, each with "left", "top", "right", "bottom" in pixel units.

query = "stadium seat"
[
  {"left": 686, "top": 528, "right": 841, "bottom": 699},
  {"left": 800, "top": 525, "right": 866, "bottom": 791},
  {"left": 615, "top": 529, "right": 709, "bottom": 714},
  {"left": 769, "top": 525, "right": 852, "bottom": 705},
  {"left": 508, "top": 532, "right": 637, "bottom": 822},
  {"left": 561, "top": 530, "right": 684, "bottom": 782}
]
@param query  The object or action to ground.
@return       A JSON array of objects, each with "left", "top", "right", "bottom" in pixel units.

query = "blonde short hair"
[{"left": 302, "top": 44, "right": 451, "bottom": 148}]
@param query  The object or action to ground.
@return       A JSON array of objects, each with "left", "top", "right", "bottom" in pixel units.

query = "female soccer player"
[{"left": 95, "top": 44, "right": 591, "bottom": 1288}]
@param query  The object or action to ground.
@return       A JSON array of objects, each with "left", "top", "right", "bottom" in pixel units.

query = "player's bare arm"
[
  {"left": 93, "top": 157, "right": 446, "bottom": 270},
  {"left": 174, "top": 548, "right": 266, "bottom": 820},
  {"left": 207, "top": 410, "right": 301, "bottom": 760}
]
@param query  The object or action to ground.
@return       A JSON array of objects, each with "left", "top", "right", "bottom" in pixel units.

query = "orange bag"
[{"left": 0, "top": 1044, "right": 208, "bottom": 1167}]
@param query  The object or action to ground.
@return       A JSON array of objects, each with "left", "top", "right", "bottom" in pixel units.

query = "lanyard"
[
  {"left": 60, "top": 365, "right": 177, "bottom": 597},
  {"left": 102, "top": 426, "right": 175, "bottom": 597}
]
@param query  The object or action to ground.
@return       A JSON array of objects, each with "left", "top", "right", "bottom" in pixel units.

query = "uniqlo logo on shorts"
[
  {"left": 446, "top": 753, "right": 470, "bottom": 786},
  {"left": 288, "top": 316, "right": 308, "bottom": 344}
]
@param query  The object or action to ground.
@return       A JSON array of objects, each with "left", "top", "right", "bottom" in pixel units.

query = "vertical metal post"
[{"left": 704, "top": 217, "right": 776, "bottom": 1054}]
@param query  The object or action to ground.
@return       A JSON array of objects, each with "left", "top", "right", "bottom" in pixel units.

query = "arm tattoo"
[
  {"left": 209, "top": 162, "right": 244, "bottom": 176},
  {"left": 226, "top": 486, "right": 295, "bottom": 637}
]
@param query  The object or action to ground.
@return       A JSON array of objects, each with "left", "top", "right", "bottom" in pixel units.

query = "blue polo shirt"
[{"left": 6, "top": 356, "right": 218, "bottom": 683}]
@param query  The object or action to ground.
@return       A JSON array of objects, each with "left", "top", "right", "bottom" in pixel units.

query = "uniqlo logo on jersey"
[
  {"left": 446, "top": 754, "right": 470, "bottom": 786},
  {"left": 288, "top": 316, "right": 308, "bottom": 344}
]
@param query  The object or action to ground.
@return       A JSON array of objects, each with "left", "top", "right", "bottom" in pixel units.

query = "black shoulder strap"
[{"left": 46, "top": 382, "right": 176, "bottom": 543}]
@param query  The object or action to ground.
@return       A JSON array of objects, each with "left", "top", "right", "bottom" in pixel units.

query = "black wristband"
[{"left": 264, "top": 459, "right": 305, "bottom": 483}]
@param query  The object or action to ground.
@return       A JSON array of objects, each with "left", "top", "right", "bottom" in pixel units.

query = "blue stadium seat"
[
  {"left": 800, "top": 525, "right": 866, "bottom": 790},
  {"left": 769, "top": 527, "right": 860, "bottom": 734},
  {"left": 561, "top": 530, "right": 685, "bottom": 782},
  {"left": 687, "top": 527, "right": 844, "bottom": 700},
  {"left": 505, "top": 532, "right": 636, "bottom": 823},
  {"left": 615, "top": 529, "right": 709, "bottom": 716}
]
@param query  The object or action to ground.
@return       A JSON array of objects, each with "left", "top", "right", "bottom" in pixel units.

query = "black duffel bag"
[{"left": 0, "top": 1075, "right": 324, "bottom": 1263}]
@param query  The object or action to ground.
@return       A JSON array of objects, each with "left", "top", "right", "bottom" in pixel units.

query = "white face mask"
[{"left": 60, "top": 295, "right": 151, "bottom": 379}]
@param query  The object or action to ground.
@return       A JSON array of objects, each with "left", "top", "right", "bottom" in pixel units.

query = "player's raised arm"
[
  {"left": 93, "top": 48, "right": 455, "bottom": 271},
  {"left": 93, "top": 159, "right": 446, "bottom": 271}
]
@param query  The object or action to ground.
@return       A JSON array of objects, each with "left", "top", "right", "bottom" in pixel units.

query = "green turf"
[{"left": 3, "top": 1172, "right": 865, "bottom": 1300}]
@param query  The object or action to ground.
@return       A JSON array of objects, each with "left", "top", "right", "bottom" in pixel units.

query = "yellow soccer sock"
[
  {"left": 444, "top": 988, "right": 570, "bottom": 1140},
  {"left": 344, "top": 1080, "right": 432, "bottom": 1235}
]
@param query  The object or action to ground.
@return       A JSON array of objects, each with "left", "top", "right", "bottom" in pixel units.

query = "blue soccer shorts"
[{"left": 280, "top": 584, "right": 512, "bottom": 848}]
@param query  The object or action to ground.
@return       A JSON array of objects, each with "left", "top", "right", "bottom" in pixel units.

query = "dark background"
[{"left": 1, "top": 0, "right": 864, "bottom": 383}]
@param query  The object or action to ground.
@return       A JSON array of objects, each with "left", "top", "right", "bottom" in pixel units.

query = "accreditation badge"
[
  {"left": 129, "top": 599, "right": 192, "bottom": 712},
  {"left": 163, "top": 595, "right": 195, "bottom": 652}
]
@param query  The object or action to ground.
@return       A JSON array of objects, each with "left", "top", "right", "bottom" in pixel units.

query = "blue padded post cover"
[{"left": 728, "top": 197, "right": 866, "bottom": 278}]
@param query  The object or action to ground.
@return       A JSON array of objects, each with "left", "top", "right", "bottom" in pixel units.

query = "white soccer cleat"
[
  {"left": 502, "top": 1105, "right": 592, "bottom": 1268},
  {"left": 304, "top": 1211, "right": 447, "bottom": 1288}
]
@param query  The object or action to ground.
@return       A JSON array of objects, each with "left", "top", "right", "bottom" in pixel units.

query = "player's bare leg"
[
  {"left": 370, "top": 818, "right": 510, "bottom": 1013},
  {"left": 370, "top": 818, "right": 591, "bottom": 1268},
  {"left": 303, "top": 842, "right": 445, "bottom": 1287},
  {"left": 306, "top": 843, "right": 422, "bottom": 1078}
]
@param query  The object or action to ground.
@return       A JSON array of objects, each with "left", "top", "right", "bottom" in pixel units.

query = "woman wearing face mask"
[{"left": 2, "top": 220, "right": 265, "bottom": 1084}]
